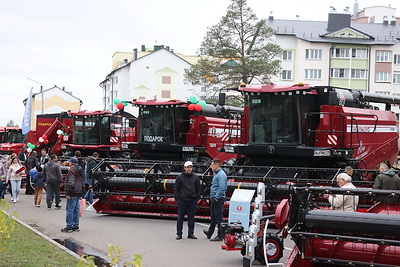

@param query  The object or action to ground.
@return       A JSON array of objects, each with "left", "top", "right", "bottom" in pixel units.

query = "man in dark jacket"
[
  {"left": 373, "top": 163, "right": 400, "bottom": 202},
  {"left": 43, "top": 154, "right": 62, "bottom": 210},
  {"left": 174, "top": 161, "right": 201, "bottom": 240},
  {"left": 61, "top": 157, "right": 85, "bottom": 233},
  {"left": 25, "top": 151, "right": 39, "bottom": 195}
]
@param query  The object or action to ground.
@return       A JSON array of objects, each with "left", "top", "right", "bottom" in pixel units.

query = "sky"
[{"left": 1, "top": 0, "right": 398, "bottom": 127}]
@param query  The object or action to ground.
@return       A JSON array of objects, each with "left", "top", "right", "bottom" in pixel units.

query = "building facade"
[
  {"left": 267, "top": 5, "right": 400, "bottom": 96},
  {"left": 100, "top": 46, "right": 202, "bottom": 115}
]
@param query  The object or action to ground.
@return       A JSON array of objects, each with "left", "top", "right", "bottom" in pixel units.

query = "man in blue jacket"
[{"left": 203, "top": 159, "right": 227, "bottom": 241}]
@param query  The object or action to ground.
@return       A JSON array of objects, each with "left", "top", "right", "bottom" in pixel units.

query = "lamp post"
[{"left": 27, "top": 78, "right": 44, "bottom": 114}]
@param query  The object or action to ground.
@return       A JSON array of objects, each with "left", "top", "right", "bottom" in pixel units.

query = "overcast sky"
[{"left": 0, "top": 0, "right": 398, "bottom": 127}]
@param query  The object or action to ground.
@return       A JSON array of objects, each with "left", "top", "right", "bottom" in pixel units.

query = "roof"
[
  {"left": 24, "top": 85, "right": 83, "bottom": 104},
  {"left": 266, "top": 17, "right": 400, "bottom": 45},
  {"left": 132, "top": 99, "right": 187, "bottom": 107},
  {"left": 240, "top": 83, "right": 313, "bottom": 93}
]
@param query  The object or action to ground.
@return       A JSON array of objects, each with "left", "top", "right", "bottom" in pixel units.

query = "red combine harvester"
[
  {"left": 91, "top": 83, "right": 400, "bottom": 220},
  {"left": 0, "top": 127, "right": 26, "bottom": 154},
  {"left": 223, "top": 83, "right": 400, "bottom": 177},
  {"left": 26, "top": 110, "right": 136, "bottom": 157},
  {"left": 223, "top": 184, "right": 400, "bottom": 266},
  {"left": 92, "top": 99, "right": 243, "bottom": 217}
]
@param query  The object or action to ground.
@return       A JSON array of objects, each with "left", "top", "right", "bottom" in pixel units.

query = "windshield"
[
  {"left": 249, "top": 94, "right": 301, "bottom": 145},
  {"left": 139, "top": 106, "right": 175, "bottom": 143},
  {"left": 74, "top": 116, "right": 110, "bottom": 144}
]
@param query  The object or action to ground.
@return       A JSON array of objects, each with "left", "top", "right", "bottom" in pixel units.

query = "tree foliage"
[
  {"left": 185, "top": 0, "right": 282, "bottom": 96},
  {"left": 6, "top": 120, "right": 18, "bottom": 127}
]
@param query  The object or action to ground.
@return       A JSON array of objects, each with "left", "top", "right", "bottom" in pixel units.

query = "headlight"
[
  {"left": 313, "top": 150, "right": 331, "bottom": 157},
  {"left": 224, "top": 146, "right": 235, "bottom": 153}
]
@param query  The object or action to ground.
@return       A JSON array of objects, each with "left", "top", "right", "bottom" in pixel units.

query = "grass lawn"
[{"left": 0, "top": 221, "right": 80, "bottom": 267}]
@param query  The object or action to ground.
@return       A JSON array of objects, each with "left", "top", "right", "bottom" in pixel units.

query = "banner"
[{"left": 22, "top": 88, "right": 33, "bottom": 134}]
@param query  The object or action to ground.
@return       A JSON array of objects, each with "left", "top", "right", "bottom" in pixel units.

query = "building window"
[
  {"left": 305, "top": 69, "right": 322, "bottom": 79},
  {"left": 162, "top": 76, "right": 171, "bottom": 84},
  {"left": 201, "top": 87, "right": 207, "bottom": 92},
  {"left": 283, "top": 50, "right": 293, "bottom": 61},
  {"left": 394, "top": 54, "right": 400, "bottom": 64},
  {"left": 331, "top": 48, "right": 350, "bottom": 58},
  {"left": 161, "top": 90, "right": 171, "bottom": 98},
  {"left": 376, "top": 72, "right": 390, "bottom": 82},
  {"left": 282, "top": 70, "right": 292, "bottom": 80},
  {"left": 330, "top": 68, "right": 349, "bottom": 78},
  {"left": 351, "top": 69, "right": 367, "bottom": 79},
  {"left": 352, "top": 49, "right": 368, "bottom": 59},
  {"left": 393, "top": 74, "right": 400, "bottom": 84},
  {"left": 305, "top": 49, "right": 322, "bottom": 59},
  {"left": 376, "top": 51, "right": 391, "bottom": 62},
  {"left": 376, "top": 91, "right": 390, "bottom": 95}
]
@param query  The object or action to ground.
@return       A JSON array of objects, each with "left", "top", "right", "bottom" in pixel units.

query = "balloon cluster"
[
  {"left": 38, "top": 135, "right": 49, "bottom": 144},
  {"left": 188, "top": 95, "right": 206, "bottom": 112},
  {"left": 26, "top": 142, "right": 36, "bottom": 153},
  {"left": 56, "top": 129, "right": 66, "bottom": 140},
  {"left": 113, "top": 98, "right": 128, "bottom": 110}
]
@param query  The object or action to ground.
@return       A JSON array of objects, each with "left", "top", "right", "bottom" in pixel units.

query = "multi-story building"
[
  {"left": 100, "top": 45, "right": 202, "bottom": 115},
  {"left": 267, "top": 4, "right": 400, "bottom": 96}
]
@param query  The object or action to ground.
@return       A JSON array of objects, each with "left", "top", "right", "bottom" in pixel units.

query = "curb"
[{"left": 1, "top": 209, "right": 83, "bottom": 261}]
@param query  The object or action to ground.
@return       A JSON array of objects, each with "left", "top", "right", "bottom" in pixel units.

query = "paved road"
[{"left": 6, "top": 190, "right": 292, "bottom": 267}]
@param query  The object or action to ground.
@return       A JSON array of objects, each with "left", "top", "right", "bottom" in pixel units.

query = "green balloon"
[
  {"left": 113, "top": 98, "right": 121, "bottom": 104},
  {"left": 27, "top": 142, "right": 32, "bottom": 147},
  {"left": 31, "top": 144, "right": 36, "bottom": 149},
  {"left": 198, "top": 100, "right": 207, "bottom": 108},
  {"left": 123, "top": 102, "right": 128, "bottom": 106},
  {"left": 189, "top": 95, "right": 198, "bottom": 104}
]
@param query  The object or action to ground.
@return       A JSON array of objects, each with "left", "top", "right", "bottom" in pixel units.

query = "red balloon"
[
  {"left": 195, "top": 104, "right": 202, "bottom": 111},
  {"left": 44, "top": 139, "right": 49, "bottom": 144},
  {"left": 116, "top": 102, "right": 124, "bottom": 110},
  {"left": 58, "top": 134, "right": 63, "bottom": 140},
  {"left": 188, "top": 104, "right": 195, "bottom": 111},
  {"left": 42, "top": 135, "right": 47, "bottom": 140}
]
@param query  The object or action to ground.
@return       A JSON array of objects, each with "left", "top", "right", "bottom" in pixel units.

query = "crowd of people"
[
  {"left": 1, "top": 147, "right": 400, "bottom": 238},
  {"left": 0, "top": 148, "right": 100, "bottom": 233}
]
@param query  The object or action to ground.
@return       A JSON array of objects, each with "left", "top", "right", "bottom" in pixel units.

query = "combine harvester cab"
[
  {"left": 224, "top": 84, "right": 400, "bottom": 179},
  {"left": 125, "top": 98, "right": 243, "bottom": 164},
  {"left": 0, "top": 127, "right": 26, "bottom": 154},
  {"left": 31, "top": 110, "right": 136, "bottom": 158}
]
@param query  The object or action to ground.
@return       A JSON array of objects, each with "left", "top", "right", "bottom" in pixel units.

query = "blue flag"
[{"left": 22, "top": 88, "right": 33, "bottom": 134}]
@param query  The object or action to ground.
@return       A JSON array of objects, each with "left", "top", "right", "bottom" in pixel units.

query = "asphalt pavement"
[{"left": 5, "top": 189, "right": 291, "bottom": 267}]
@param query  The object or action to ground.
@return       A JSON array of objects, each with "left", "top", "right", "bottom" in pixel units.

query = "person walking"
[
  {"left": 4, "top": 153, "right": 17, "bottom": 199},
  {"left": 0, "top": 175, "right": 6, "bottom": 199},
  {"left": 18, "top": 146, "right": 27, "bottom": 165},
  {"left": 203, "top": 159, "right": 227, "bottom": 241},
  {"left": 6, "top": 157, "right": 25, "bottom": 203},
  {"left": 174, "top": 161, "right": 201, "bottom": 240},
  {"left": 328, "top": 173, "right": 359, "bottom": 211},
  {"left": 25, "top": 151, "right": 40, "bottom": 195},
  {"left": 84, "top": 152, "right": 99, "bottom": 204},
  {"left": 32, "top": 166, "right": 46, "bottom": 207},
  {"left": 61, "top": 157, "right": 85, "bottom": 233},
  {"left": 43, "top": 154, "right": 62, "bottom": 210}
]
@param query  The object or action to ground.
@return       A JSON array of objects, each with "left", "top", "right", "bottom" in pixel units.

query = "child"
[
  {"left": 32, "top": 166, "right": 46, "bottom": 207},
  {"left": 0, "top": 175, "right": 6, "bottom": 199}
]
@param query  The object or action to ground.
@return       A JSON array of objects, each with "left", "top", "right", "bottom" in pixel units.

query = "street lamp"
[{"left": 27, "top": 78, "right": 44, "bottom": 114}]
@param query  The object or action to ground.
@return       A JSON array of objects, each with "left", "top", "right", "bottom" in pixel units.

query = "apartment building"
[{"left": 267, "top": 5, "right": 400, "bottom": 96}]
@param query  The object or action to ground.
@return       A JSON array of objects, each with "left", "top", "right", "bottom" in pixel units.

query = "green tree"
[
  {"left": 6, "top": 120, "right": 18, "bottom": 127},
  {"left": 185, "top": 0, "right": 282, "bottom": 98}
]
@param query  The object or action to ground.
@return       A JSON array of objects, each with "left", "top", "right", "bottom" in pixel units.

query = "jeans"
[
  {"left": 176, "top": 199, "right": 197, "bottom": 236},
  {"left": 46, "top": 180, "right": 61, "bottom": 208},
  {"left": 10, "top": 180, "right": 22, "bottom": 200},
  {"left": 66, "top": 196, "right": 80, "bottom": 229},
  {"left": 84, "top": 189, "right": 93, "bottom": 204},
  {"left": 207, "top": 198, "right": 225, "bottom": 238}
]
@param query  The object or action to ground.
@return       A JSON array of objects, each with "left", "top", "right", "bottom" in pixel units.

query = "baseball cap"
[
  {"left": 184, "top": 161, "right": 193, "bottom": 167},
  {"left": 69, "top": 157, "right": 78, "bottom": 164}
]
